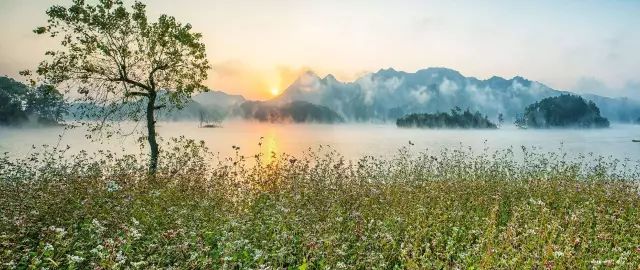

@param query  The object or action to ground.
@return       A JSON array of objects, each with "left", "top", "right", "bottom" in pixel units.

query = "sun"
[{"left": 270, "top": 87, "right": 280, "bottom": 96}]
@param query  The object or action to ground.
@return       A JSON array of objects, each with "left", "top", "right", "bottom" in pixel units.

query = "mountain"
[
  {"left": 67, "top": 90, "right": 245, "bottom": 122},
  {"left": 271, "top": 68, "right": 640, "bottom": 122},
  {"left": 192, "top": 90, "right": 245, "bottom": 109},
  {"left": 236, "top": 100, "right": 344, "bottom": 123},
  {"left": 159, "top": 90, "right": 246, "bottom": 121}
]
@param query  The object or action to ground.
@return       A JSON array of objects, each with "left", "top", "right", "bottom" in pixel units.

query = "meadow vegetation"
[{"left": 1, "top": 139, "right": 640, "bottom": 269}]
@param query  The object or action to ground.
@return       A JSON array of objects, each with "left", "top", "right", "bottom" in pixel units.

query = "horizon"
[{"left": 0, "top": 0, "right": 639, "bottom": 101}]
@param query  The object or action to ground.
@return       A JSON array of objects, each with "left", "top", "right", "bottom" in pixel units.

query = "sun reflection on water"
[{"left": 259, "top": 126, "right": 280, "bottom": 164}]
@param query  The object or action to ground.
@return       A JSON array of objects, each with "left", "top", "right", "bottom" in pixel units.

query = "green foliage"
[
  {"left": 0, "top": 77, "right": 29, "bottom": 125},
  {"left": 0, "top": 76, "right": 66, "bottom": 126},
  {"left": 2, "top": 141, "right": 639, "bottom": 268},
  {"left": 516, "top": 94, "right": 610, "bottom": 129},
  {"left": 24, "top": 85, "right": 67, "bottom": 125},
  {"left": 396, "top": 107, "right": 497, "bottom": 129},
  {"left": 34, "top": 0, "right": 210, "bottom": 96},
  {"left": 33, "top": 0, "right": 211, "bottom": 173}
]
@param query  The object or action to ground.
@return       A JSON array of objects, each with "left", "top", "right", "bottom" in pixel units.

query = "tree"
[
  {"left": 515, "top": 94, "right": 609, "bottom": 129},
  {"left": 33, "top": 0, "right": 211, "bottom": 174},
  {"left": 25, "top": 84, "right": 67, "bottom": 124},
  {"left": 0, "top": 77, "right": 29, "bottom": 125},
  {"left": 0, "top": 76, "right": 66, "bottom": 126},
  {"left": 396, "top": 109, "right": 497, "bottom": 129}
]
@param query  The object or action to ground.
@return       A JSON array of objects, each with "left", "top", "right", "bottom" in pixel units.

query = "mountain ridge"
[{"left": 265, "top": 67, "right": 639, "bottom": 122}]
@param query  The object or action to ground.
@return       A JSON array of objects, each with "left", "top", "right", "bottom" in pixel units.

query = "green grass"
[{"left": 1, "top": 139, "right": 640, "bottom": 269}]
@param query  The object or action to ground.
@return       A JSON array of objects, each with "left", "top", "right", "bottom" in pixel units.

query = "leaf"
[{"left": 298, "top": 259, "right": 308, "bottom": 270}]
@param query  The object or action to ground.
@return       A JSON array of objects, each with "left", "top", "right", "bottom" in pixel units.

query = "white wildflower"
[
  {"left": 528, "top": 198, "right": 545, "bottom": 206},
  {"left": 49, "top": 226, "right": 67, "bottom": 237},
  {"left": 591, "top": 259, "right": 614, "bottom": 266},
  {"left": 92, "top": 219, "right": 106, "bottom": 233},
  {"left": 254, "top": 249, "right": 263, "bottom": 260},
  {"left": 90, "top": 245, "right": 104, "bottom": 255},
  {"left": 129, "top": 227, "right": 142, "bottom": 240},
  {"left": 106, "top": 180, "right": 121, "bottom": 192},
  {"left": 132, "top": 261, "right": 147, "bottom": 268},
  {"left": 67, "top": 255, "right": 84, "bottom": 264},
  {"left": 553, "top": 251, "right": 564, "bottom": 258},
  {"left": 115, "top": 251, "right": 126, "bottom": 264}
]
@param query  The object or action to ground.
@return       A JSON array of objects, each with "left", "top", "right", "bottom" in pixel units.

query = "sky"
[{"left": 0, "top": 0, "right": 638, "bottom": 100}]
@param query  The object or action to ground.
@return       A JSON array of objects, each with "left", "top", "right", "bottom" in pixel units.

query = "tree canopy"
[
  {"left": 396, "top": 107, "right": 497, "bottom": 129},
  {"left": 0, "top": 76, "right": 66, "bottom": 126},
  {"left": 515, "top": 94, "right": 610, "bottom": 129},
  {"left": 33, "top": 0, "right": 211, "bottom": 173}
]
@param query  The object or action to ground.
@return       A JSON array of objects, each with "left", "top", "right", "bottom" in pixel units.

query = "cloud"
[
  {"left": 410, "top": 86, "right": 430, "bottom": 104},
  {"left": 295, "top": 71, "right": 323, "bottom": 92},
  {"left": 356, "top": 74, "right": 403, "bottom": 105},
  {"left": 438, "top": 78, "right": 458, "bottom": 95},
  {"left": 573, "top": 76, "right": 640, "bottom": 100}
]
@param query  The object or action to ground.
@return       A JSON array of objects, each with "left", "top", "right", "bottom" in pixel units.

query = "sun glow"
[{"left": 270, "top": 87, "right": 280, "bottom": 96}]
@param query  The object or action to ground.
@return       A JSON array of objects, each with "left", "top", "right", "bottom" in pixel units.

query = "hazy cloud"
[
  {"left": 438, "top": 78, "right": 458, "bottom": 95},
  {"left": 573, "top": 77, "right": 640, "bottom": 100},
  {"left": 410, "top": 86, "right": 430, "bottom": 104}
]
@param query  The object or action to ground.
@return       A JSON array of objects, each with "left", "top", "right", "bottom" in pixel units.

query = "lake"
[{"left": 1, "top": 121, "right": 639, "bottom": 163}]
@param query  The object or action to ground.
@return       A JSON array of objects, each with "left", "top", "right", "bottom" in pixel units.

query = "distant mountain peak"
[
  {"left": 416, "top": 67, "right": 464, "bottom": 79},
  {"left": 377, "top": 67, "right": 397, "bottom": 73},
  {"left": 322, "top": 74, "right": 338, "bottom": 83},
  {"left": 302, "top": 70, "right": 319, "bottom": 77},
  {"left": 268, "top": 66, "right": 640, "bottom": 123}
]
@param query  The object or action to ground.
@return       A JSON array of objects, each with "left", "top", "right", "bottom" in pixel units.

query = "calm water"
[{"left": 1, "top": 121, "right": 639, "bottom": 162}]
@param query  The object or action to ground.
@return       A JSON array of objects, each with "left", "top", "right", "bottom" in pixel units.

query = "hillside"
[{"left": 271, "top": 68, "right": 640, "bottom": 123}]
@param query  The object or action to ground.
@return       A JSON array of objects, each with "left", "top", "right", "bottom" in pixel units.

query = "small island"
[
  {"left": 515, "top": 94, "right": 609, "bottom": 129},
  {"left": 396, "top": 108, "right": 497, "bottom": 129}
]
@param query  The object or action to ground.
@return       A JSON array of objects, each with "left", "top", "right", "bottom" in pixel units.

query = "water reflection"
[
  {"left": 263, "top": 127, "right": 279, "bottom": 163},
  {"left": 1, "top": 121, "right": 639, "bottom": 163}
]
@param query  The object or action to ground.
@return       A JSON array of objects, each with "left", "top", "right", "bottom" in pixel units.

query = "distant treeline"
[
  {"left": 0, "top": 76, "right": 66, "bottom": 126},
  {"left": 396, "top": 108, "right": 497, "bottom": 129},
  {"left": 237, "top": 101, "right": 344, "bottom": 123},
  {"left": 515, "top": 94, "right": 610, "bottom": 129}
]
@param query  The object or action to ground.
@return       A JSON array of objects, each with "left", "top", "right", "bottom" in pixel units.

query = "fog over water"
[{"left": 1, "top": 121, "right": 639, "bottom": 163}]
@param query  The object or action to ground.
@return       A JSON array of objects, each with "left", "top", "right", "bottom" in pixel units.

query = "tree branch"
[
  {"left": 109, "top": 77, "right": 151, "bottom": 91},
  {"left": 125, "top": 91, "right": 149, "bottom": 97},
  {"left": 149, "top": 63, "right": 169, "bottom": 90}
]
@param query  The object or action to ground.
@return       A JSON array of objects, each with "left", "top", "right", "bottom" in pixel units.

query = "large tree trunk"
[{"left": 146, "top": 91, "right": 159, "bottom": 174}]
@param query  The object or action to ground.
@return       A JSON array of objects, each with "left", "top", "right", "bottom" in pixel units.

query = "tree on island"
[
  {"left": 31, "top": 0, "right": 210, "bottom": 174},
  {"left": 515, "top": 94, "right": 609, "bottom": 129},
  {"left": 396, "top": 107, "right": 497, "bottom": 129},
  {"left": 0, "top": 76, "right": 66, "bottom": 126}
]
